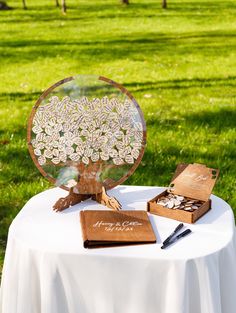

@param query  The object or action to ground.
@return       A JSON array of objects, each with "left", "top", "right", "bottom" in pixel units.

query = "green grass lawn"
[{"left": 0, "top": 0, "right": 236, "bottom": 272}]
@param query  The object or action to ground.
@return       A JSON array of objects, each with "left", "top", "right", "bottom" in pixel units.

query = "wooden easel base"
[{"left": 53, "top": 187, "right": 121, "bottom": 212}]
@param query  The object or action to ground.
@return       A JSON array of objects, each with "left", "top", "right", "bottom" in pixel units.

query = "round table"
[{"left": 1, "top": 186, "right": 236, "bottom": 313}]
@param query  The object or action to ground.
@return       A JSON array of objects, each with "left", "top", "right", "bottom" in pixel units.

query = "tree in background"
[
  {"left": 21, "top": 0, "right": 63, "bottom": 11},
  {"left": 162, "top": 0, "right": 167, "bottom": 9},
  {"left": 61, "top": 0, "right": 66, "bottom": 13},
  {"left": 22, "top": 0, "right": 27, "bottom": 9},
  {"left": 5, "top": 0, "right": 168, "bottom": 12},
  {"left": 0, "top": 1, "right": 12, "bottom": 10}
]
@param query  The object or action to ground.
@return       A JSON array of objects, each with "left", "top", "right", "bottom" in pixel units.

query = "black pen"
[
  {"left": 161, "top": 229, "right": 192, "bottom": 249},
  {"left": 162, "top": 223, "right": 184, "bottom": 246}
]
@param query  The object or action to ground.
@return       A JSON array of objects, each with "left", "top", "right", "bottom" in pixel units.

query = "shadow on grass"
[
  {"left": 146, "top": 106, "right": 236, "bottom": 139},
  {"left": 183, "top": 108, "right": 236, "bottom": 131},
  {"left": 2, "top": 1, "right": 236, "bottom": 22},
  {"left": 0, "top": 127, "right": 40, "bottom": 185},
  {"left": 128, "top": 135, "right": 236, "bottom": 187},
  {"left": 1, "top": 30, "right": 236, "bottom": 65},
  {"left": 126, "top": 76, "right": 236, "bottom": 92},
  {"left": 0, "top": 91, "right": 41, "bottom": 101}
]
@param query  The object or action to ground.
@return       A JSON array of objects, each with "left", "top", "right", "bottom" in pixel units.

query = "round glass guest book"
[{"left": 27, "top": 75, "right": 146, "bottom": 195}]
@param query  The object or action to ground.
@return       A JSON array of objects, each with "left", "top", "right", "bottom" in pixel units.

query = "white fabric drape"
[{"left": 1, "top": 186, "right": 236, "bottom": 313}]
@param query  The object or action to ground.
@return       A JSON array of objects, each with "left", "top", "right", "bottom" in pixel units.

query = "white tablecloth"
[{"left": 1, "top": 186, "right": 236, "bottom": 313}]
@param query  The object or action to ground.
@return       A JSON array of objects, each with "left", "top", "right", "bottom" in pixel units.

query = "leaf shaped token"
[
  {"left": 65, "top": 140, "right": 73, "bottom": 147},
  {"left": 116, "top": 103, "right": 124, "bottom": 115},
  {"left": 123, "top": 135, "right": 130, "bottom": 146},
  {"left": 101, "top": 123, "right": 109, "bottom": 133},
  {"left": 91, "top": 152, "right": 99, "bottom": 162},
  {"left": 34, "top": 148, "right": 41, "bottom": 156},
  {"left": 104, "top": 104, "right": 113, "bottom": 113},
  {"left": 88, "top": 124, "right": 96, "bottom": 133},
  {"left": 66, "top": 147, "right": 74, "bottom": 155},
  {"left": 112, "top": 123, "right": 120, "bottom": 132},
  {"left": 131, "top": 149, "right": 139, "bottom": 159},
  {"left": 32, "top": 125, "right": 43, "bottom": 134},
  {"left": 70, "top": 153, "right": 80, "bottom": 162},
  {"left": 98, "top": 136, "right": 108, "bottom": 145},
  {"left": 36, "top": 133, "right": 46, "bottom": 142},
  {"left": 51, "top": 132, "right": 60, "bottom": 141},
  {"left": 58, "top": 144, "right": 65, "bottom": 152},
  {"left": 101, "top": 96, "right": 109, "bottom": 105},
  {"left": 54, "top": 124, "right": 62, "bottom": 132},
  {"left": 125, "top": 155, "right": 134, "bottom": 164},
  {"left": 59, "top": 136, "right": 66, "bottom": 145},
  {"left": 81, "top": 96, "right": 89, "bottom": 106},
  {"left": 106, "top": 132, "right": 113, "bottom": 138},
  {"left": 116, "top": 141, "right": 125, "bottom": 150},
  {"left": 92, "top": 98, "right": 100, "bottom": 106},
  {"left": 31, "top": 139, "right": 37, "bottom": 148},
  {"left": 135, "top": 131, "right": 143, "bottom": 141},
  {"left": 110, "top": 98, "right": 119, "bottom": 107},
  {"left": 52, "top": 141, "right": 59, "bottom": 148},
  {"left": 44, "top": 150, "right": 53, "bottom": 159},
  {"left": 81, "top": 129, "right": 89, "bottom": 137},
  {"left": 119, "top": 149, "right": 126, "bottom": 158},
  {"left": 125, "top": 146, "right": 131, "bottom": 155},
  {"left": 74, "top": 136, "right": 83, "bottom": 145},
  {"left": 52, "top": 157, "right": 60, "bottom": 164},
  {"left": 84, "top": 148, "right": 93, "bottom": 157},
  {"left": 76, "top": 145, "right": 84, "bottom": 156},
  {"left": 100, "top": 112, "right": 108, "bottom": 122},
  {"left": 100, "top": 152, "right": 109, "bottom": 161},
  {"left": 82, "top": 156, "right": 89, "bottom": 165},
  {"left": 49, "top": 117, "right": 56, "bottom": 127},
  {"left": 53, "top": 149, "right": 59, "bottom": 157},
  {"left": 36, "top": 142, "right": 45, "bottom": 150},
  {"left": 131, "top": 141, "right": 142, "bottom": 149},
  {"left": 49, "top": 96, "right": 59, "bottom": 105},
  {"left": 38, "top": 155, "right": 46, "bottom": 166},
  {"left": 59, "top": 153, "right": 67, "bottom": 163},
  {"left": 45, "top": 126, "right": 52, "bottom": 136},
  {"left": 109, "top": 149, "right": 118, "bottom": 158},
  {"left": 77, "top": 103, "right": 84, "bottom": 112},
  {"left": 62, "top": 123, "right": 70, "bottom": 133},
  {"left": 114, "top": 131, "right": 124, "bottom": 140},
  {"left": 126, "top": 129, "right": 135, "bottom": 137},
  {"left": 124, "top": 99, "right": 131, "bottom": 109},
  {"left": 113, "top": 157, "right": 123, "bottom": 165}
]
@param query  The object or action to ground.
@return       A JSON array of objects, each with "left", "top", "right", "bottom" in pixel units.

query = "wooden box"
[{"left": 147, "top": 163, "right": 219, "bottom": 224}]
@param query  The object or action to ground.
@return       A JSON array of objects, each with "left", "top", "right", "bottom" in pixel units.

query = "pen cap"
[
  {"left": 177, "top": 229, "right": 192, "bottom": 238},
  {"left": 175, "top": 223, "right": 184, "bottom": 232}
]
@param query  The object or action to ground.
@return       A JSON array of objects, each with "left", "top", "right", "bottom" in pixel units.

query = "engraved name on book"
[{"left": 93, "top": 220, "right": 143, "bottom": 232}]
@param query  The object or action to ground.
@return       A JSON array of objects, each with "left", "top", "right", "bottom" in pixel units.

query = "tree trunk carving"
[{"left": 53, "top": 160, "right": 122, "bottom": 212}]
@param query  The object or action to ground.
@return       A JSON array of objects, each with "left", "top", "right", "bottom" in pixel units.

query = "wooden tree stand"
[{"left": 53, "top": 186, "right": 121, "bottom": 212}]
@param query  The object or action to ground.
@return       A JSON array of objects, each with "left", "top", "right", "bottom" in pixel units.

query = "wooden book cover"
[{"left": 80, "top": 210, "right": 156, "bottom": 248}]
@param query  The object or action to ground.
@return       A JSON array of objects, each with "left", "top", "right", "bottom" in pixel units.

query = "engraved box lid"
[{"left": 170, "top": 163, "right": 219, "bottom": 202}]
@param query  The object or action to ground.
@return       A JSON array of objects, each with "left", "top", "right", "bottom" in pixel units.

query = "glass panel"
[{"left": 28, "top": 75, "right": 146, "bottom": 194}]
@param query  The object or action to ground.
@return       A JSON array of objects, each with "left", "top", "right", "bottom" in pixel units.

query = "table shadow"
[
  {"left": 148, "top": 214, "right": 161, "bottom": 244},
  {"left": 109, "top": 185, "right": 164, "bottom": 207},
  {"left": 195, "top": 196, "right": 232, "bottom": 225}
]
